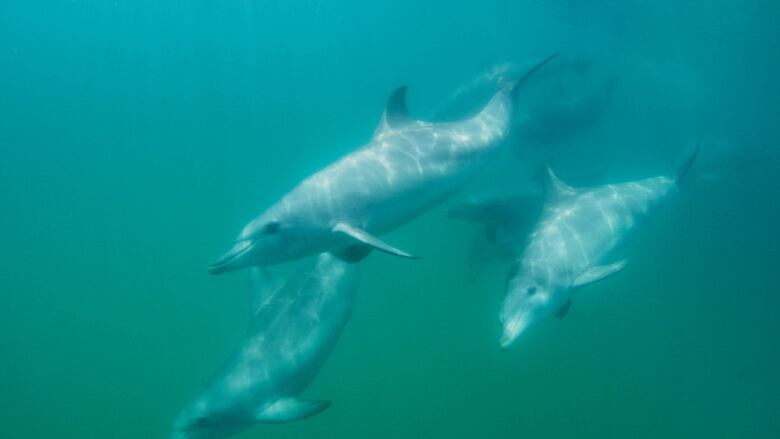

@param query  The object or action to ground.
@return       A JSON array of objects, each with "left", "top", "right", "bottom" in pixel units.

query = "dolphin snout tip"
[
  {"left": 208, "top": 263, "right": 227, "bottom": 275},
  {"left": 209, "top": 240, "right": 254, "bottom": 275},
  {"left": 498, "top": 329, "right": 521, "bottom": 350},
  {"left": 208, "top": 254, "right": 235, "bottom": 275}
]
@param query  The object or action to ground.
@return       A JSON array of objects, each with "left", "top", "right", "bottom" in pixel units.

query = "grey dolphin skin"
[
  {"left": 210, "top": 54, "right": 558, "bottom": 274},
  {"left": 499, "top": 143, "right": 699, "bottom": 348},
  {"left": 171, "top": 253, "right": 358, "bottom": 439}
]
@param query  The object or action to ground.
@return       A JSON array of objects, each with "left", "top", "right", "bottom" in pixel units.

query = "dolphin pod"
[{"left": 172, "top": 53, "right": 703, "bottom": 438}]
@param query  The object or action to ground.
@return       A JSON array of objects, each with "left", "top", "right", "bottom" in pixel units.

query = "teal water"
[{"left": 1, "top": 1, "right": 779, "bottom": 438}]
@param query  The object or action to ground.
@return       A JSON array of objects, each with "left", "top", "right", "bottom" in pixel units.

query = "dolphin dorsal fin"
[
  {"left": 375, "top": 86, "right": 413, "bottom": 136},
  {"left": 543, "top": 166, "right": 577, "bottom": 201}
]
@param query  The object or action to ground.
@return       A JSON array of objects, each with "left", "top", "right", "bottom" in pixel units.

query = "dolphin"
[
  {"left": 209, "top": 54, "right": 558, "bottom": 274},
  {"left": 515, "top": 74, "right": 617, "bottom": 150},
  {"left": 499, "top": 142, "right": 699, "bottom": 348},
  {"left": 448, "top": 186, "right": 543, "bottom": 263},
  {"left": 171, "top": 253, "right": 358, "bottom": 439}
]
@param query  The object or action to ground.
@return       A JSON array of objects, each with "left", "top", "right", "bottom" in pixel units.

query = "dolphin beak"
[
  {"left": 209, "top": 240, "right": 254, "bottom": 274},
  {"left": 499, "top": 332, "right": 517, "bottom": 350},
  {"left": 499, "top": 317, "right": 528, "bottom": 350}
]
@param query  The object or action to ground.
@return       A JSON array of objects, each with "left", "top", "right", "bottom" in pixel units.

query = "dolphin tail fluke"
[
  {"left": 675, "top": 139, "right": 701, "bottom": 184},
  {"left": 510, "top": 53, "right": 560, "bottom": 101}
]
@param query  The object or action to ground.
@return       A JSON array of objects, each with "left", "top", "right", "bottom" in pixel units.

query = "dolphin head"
[
  {"left": 210, "top": 205, "right": 323, "bottom": 274},
  {"left": 499, "top": 271, "right": 557, "bottom": 349},
  {"left": 209, "top": 217, "right": 284, "bottom": 274},
  {"left": 170, "top": 397, "right": 245, "bottom": 439}
]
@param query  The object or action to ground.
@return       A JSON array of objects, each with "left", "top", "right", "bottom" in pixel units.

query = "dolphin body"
[
  {"left": 210, "top": 55, "right": 558, "bottom": 274},
  {"left": 514, "top": 74, "right": 617, "bottom": 150},
  {"left": 499, "top": 144, "right": 699, "bottom": 348},
  {"left": 448, "top": 186, "right": 543, "bottom": 265},
  {"left": 171, "top": 253, "right": 358, "bottom": 439}
]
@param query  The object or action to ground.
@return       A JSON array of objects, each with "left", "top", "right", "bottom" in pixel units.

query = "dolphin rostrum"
[
  {"left": 499, "top": 142, "right": 699, "bottom": 348},
  {"left": 171, "top": 253, "right": 358, "bottom": 439},
  {"left": 210, "top": 55, "right": 558, "bottom": 274}
]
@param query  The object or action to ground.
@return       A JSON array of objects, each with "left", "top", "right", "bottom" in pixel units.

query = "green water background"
[{"left": 1, "top": 1, "right": 778, "bottom": 438}]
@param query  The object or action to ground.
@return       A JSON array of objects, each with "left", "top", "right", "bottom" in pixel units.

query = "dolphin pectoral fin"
[
  {"left": 554, "top": 299, "right": 573, "bottom": 319},
  {"left": 248, "top": 267, "right": 284, "bottom": 316},
  {"left": 333, "top": 223, "right": 418, "bottom": 259},
  {"left": 255, "top": 398, "right": 331, "bottom": 423},
  {"left": 572, "top": 260, "right": 628, "bottom": 288}
]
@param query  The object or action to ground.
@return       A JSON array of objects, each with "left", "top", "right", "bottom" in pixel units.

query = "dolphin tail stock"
[
  {"left": 509, "top": 53, "right": 560, "bottom": 101},
  {"left": 675, "top": 139, "right": 701, "bottom": 184}
]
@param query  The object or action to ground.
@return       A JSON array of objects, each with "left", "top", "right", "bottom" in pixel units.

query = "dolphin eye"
[
  {"left": 527, "top": 286, "right": 537, "bottom": 296},
  {"left": 264, "top": 221, "right": 280, "bottom": 234}
]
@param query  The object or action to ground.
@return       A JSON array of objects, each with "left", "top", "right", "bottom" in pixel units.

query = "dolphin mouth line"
[{"left": 209, "top": 240, "right": 254, "bottom": 274}]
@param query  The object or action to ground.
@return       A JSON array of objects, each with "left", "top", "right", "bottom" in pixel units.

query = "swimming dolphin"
[
  {"left": 171, "top": 253, "right": 358, "bottom": 439},
  {"left": 209, "top": 54, "right": 558, "bottom": 274},
  {"left": 499, "top": 143, "right": 699, "bottom": 348},
  {"left": 448, "top": 186, "right": 543, "bottom": 263},
  {"left": 515, "top": 75, "right": 617, "bottom": 150}
]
